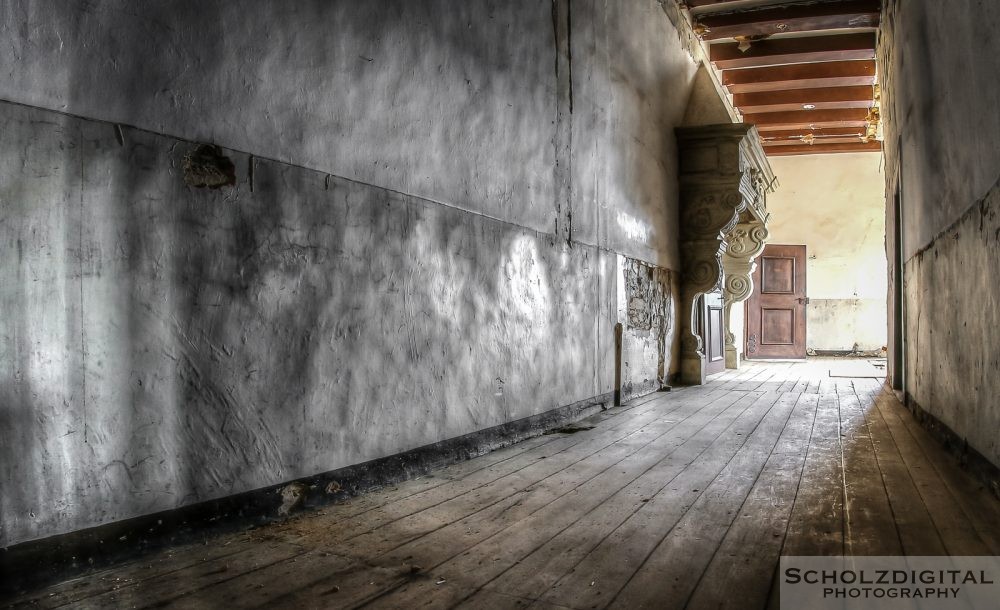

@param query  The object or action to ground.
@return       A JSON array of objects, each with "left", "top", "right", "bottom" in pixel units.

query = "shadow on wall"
[
  {"left": 0, "top": 105, "right": 621, "bottom": 548},
  {"left": 0, "top": 0, "right": 701, "bottom": 549},
  {"left": 0, "top": 0, "right": 561, "bottom": 548}
]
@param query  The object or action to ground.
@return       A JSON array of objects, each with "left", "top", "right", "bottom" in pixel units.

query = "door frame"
[
  {"left": 702, "top": 291, "right": 726, "bottom": 376},
  {"left": 890, "top": 148, "right": 907, "bottom": 393}
]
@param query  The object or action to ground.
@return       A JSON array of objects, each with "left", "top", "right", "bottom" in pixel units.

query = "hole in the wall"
[{"left": 182, "top": 144, "right": 237, "bottom": 189}]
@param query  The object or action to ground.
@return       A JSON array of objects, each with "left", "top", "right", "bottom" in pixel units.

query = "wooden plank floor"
[{"left": 7, "top": 360, "right": 1000, "bottom": 610}]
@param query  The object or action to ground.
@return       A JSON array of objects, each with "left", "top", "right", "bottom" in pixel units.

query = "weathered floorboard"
[{"left": 6, "top": 360, "right": 1000, "bottom": 610}]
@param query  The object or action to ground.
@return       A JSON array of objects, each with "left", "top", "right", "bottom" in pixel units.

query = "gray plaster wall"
[
  {"left": 0, "top": 0, "right": 693, "bottom": 268},
  {"left": 879, "top": 0, "right": 1000, "bottom": 260},
  {"left": 807, "top": 299, "right": 885, "bottom": 352},
  {"left": 879, "top": 0, "right": 1000, "bottom": 467},
  {"left": 901, "top": 183, "right": 1000, "bottom": 469},
  {"left": 0, "top": 1, "right": 699, "bottom": 546}
]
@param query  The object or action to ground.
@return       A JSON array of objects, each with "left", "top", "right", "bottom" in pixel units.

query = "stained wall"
[
  {"left": 879, "top": 0, "right": 1000, "bottom": 469},
  {"left": 0, "top": 0, "right": 706, "bottom": 546}
]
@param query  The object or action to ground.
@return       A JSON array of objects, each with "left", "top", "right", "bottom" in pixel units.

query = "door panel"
[
  {"left": 703, "top": 291, "right": 726, "bottom": 375},
  {"left": 762, "top": 258, "right": 794, "bottom": 293},
  {"left": 761, "top": 308, "right": 795, "bottom": 345},
  {"left": 745, "top": 245, "right": 807, "bottom": 359}
]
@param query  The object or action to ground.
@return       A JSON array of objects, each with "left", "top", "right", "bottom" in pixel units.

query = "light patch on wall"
[
  {"left": 615, "top": 212, "right": 651, "bottom": 243},
  {"left": 502, "top": 235, "right": 551, "bottom": 322},
  {"left": 409, "top": 219, "right": 471, "bottom": 324}
]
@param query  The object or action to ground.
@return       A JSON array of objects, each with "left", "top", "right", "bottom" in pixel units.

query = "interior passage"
[{"left": 8, "top": 360, "right": 1000, "bottom": 610}]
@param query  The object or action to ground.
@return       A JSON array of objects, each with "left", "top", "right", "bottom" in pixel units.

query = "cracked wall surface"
[
  {"left": 880, "top": 0, "right": 1000, "bottom": 469},
  {"left": 0, "top": 0, "right": 700, "bottom": 546},
  {"left": 902, "top": 183, "right": 1000, "bottom": 469},
  {"left": 619, "top": 257, "right": 677, "bottom": 399}
]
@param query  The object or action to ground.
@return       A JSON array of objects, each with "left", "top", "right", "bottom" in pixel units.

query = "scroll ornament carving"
[
  {"left": 726, "top": 223, "right": 768, "bottom": 258},
  {"left": 724, "top": 273, "right": 752, "bottom": 303},
  {"left": 676, "top": 123, "right": 774, "bottom": 384},
  {"left": 721, "top": 219, "right": 769, "bottom": 368},
  {"left": 682, "top": 251, "right": 726, "bottom": 295},
  {"left": 678, "top": 187, "right": 748, "bottom": 384}
]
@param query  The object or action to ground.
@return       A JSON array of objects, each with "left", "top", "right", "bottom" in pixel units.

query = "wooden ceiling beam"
[
  {"left": 759, "top": 126, "right": 868, "bottom": 142},
  {"left": 739, "top": 98, "right": 873, "bottom": 113},
  {"left": 765, "top": 141, "right": 882, "bottom": 155},
  {"left": 765, "top": 136, "right": 867, "bottom": 146},
  {"left": 744, "top": 108, "right": 871, "bottom": 130},
  {"left": 723, "top": 60, "right": 876, "bottom": 93},
  {"left": 734, "top": 85, "right": 874, "bottom": 113},
  {"left": 695, "top": 0, "right": 881, "bottom": 40},
  {"left": 710, "top": 33, "right": 876, "bottom": 70}
]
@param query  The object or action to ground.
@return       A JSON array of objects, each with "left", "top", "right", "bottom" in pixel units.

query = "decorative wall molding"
[{"left": 675, "top": 124, "right": 775, "bottom": 384}]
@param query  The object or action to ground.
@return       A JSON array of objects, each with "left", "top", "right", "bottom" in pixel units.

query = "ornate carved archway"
[{"left": 675, "top": 124, "right": 775, "bottom": 385}]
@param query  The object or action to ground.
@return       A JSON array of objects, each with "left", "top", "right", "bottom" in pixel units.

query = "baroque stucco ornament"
[
  {"left": 722, "top": 219, "right": 769, "bottom": 368},
  {"left": 675, "top": 124, "right": 775, "bottom": 385}
]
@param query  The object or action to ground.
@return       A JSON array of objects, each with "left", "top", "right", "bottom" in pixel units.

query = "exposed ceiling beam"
[
  {"left": 759, "top": 126, "right": 868, "bottom": 142},
  {"left": 723, "top": 60, "right": 876, "bottom": 93},
  {"left": 764, "top": 141, "right": 882, "bottom": 155},
  {"left": 734, "top": 86, "right": 874, "bottom": 113},
  {"left": 744, "top": 108, "right": 871, "bottom": 130},
  {"left": 765, "top": 136, "right": 867, "bottom": 146},
  {"left": 695, "top": 0, "right": 880, "bottom": 40},
  {"left": 710, "top": 33, "right": 876, "bottom": 70}
]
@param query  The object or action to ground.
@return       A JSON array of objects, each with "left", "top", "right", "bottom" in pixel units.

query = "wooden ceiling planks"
[
  {"left": 722, "top": 61, "right": 877, "bottom": 93},
  {"left": 764, "top": 141, "right": 882, "bottom": 155},
  {"left": 743, "top": 108, "right": 870, "bottom": 130},
  {"left": 687, "top": 0, "right": 883, "bottom": 156},
  {"left": 733, "top": 86, "right": 874, "bottom": 113},
  {"left": 760, "top": 126, "right": 868, "bottom": 144},
  {"left": 766, "top": 136, "right": 868, "bottom": 146},
  {"left": 709, "top": 33, "right": 876, "bottom": 70},
  {"left": 693, "top": 0, "right": 880, "bottom": 40}
]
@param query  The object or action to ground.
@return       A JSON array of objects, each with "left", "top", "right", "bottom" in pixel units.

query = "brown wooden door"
[{"left": 745, "top": 244, "right": 807, "bottom": 359}]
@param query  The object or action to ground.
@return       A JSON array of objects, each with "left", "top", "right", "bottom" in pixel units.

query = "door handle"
[{"left": 797, "top": 297, "right": 811, "bottom": 305}]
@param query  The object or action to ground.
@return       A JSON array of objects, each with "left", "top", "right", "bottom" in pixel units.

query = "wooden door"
[
  {"left": 745, "top": 245, "right": 807, "bottom": 359},
  {"left": 702, "top": 290, "right": 726, "bottom": 375}
]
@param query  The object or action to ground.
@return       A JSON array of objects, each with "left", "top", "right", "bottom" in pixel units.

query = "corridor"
[{"left": 8, "top": 361, "right": 1000, "bottom": 609}]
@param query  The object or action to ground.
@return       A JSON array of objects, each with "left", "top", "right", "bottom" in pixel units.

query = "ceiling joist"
[
  {"left": 766, "top": 136, "right": 867, "bottom": 146},
  {"left": 734, "top": 86, "right": 874, "bottom": 113},
  {"left": 764, "top": 141, "right": 882, "bottom": 155},
  {"left": 693, "top": 0, "right": 880, "bottom": 40},
  {"left": 760, "top": 126, "right": 868, "bottom": 141},
  {"left": 723, "top": 60, "right": 877, "bottom": 93},
  {"left": 710, "top": 33, "right": 876, "bottom": 70},
  {"left": 743, "top": 108, "right": 871, "bottom": 131}
]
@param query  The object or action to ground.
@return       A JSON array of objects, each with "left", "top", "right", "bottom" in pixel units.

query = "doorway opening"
[{"left": 737, "top": 154, "right": 888, "bottom": 367}]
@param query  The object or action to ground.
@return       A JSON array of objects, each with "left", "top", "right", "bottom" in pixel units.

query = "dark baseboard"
[
  {"left": 904, "top": 393, "right": 1000, "bottom": 500},
  {"left": 621, "top": 378, "right": 662, "bottom": 403},
  {"left": 0, "top": 391, "right": 614, "bottom": 599}
]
